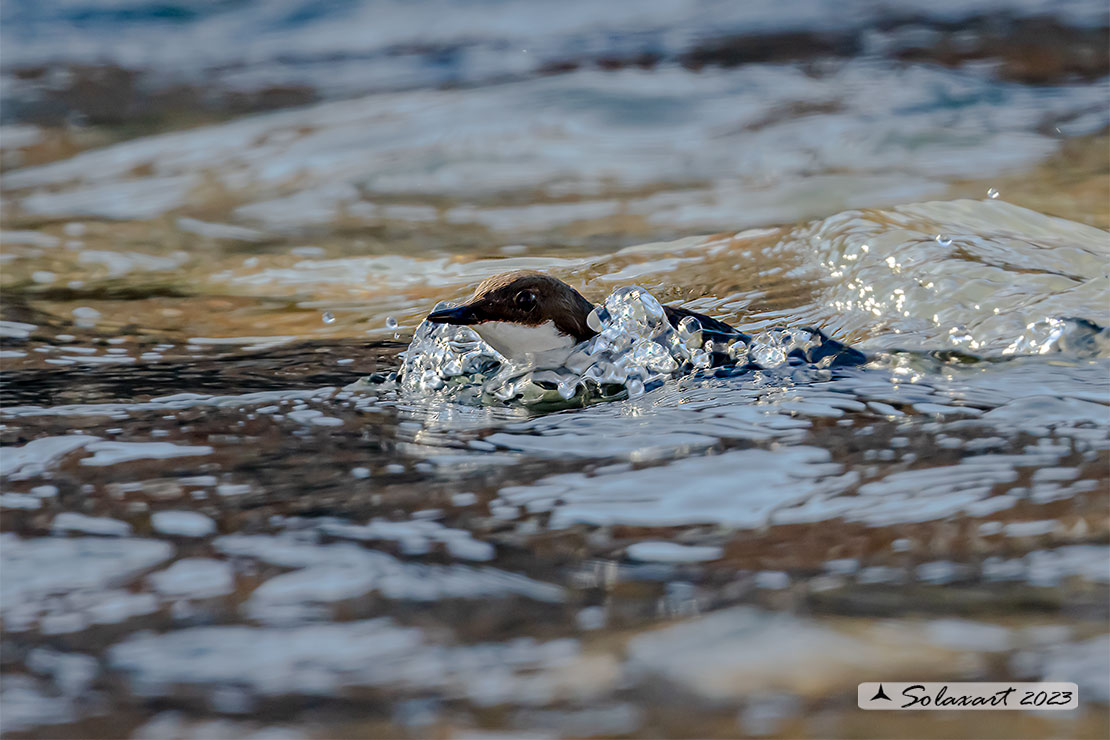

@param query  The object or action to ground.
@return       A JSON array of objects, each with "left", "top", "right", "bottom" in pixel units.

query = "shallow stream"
[{"left": 1, "top": 2, "right": 1108, "bottom": 737}]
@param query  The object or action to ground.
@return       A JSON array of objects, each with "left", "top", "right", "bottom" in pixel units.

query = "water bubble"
[
  {"left": 1001, "top": 317, "right": 1096, "bottom": 356},
  {"left": 677, "top": 316, "right": 701, "bottom": 338},
  {"left": 71, "top": 306, "right": 101, "bottom": 328},
  {"left": 600, "top": 361, "right": 626, "bottom": 384},
  {"left": 783, "top": 328, "right": 819, "bottom": 352},
  {"left": 322, "top": 311, "right": 336, "bottom": 324},
  {"left": 948, "top": 325, "right": 975, "bottom": 347},
  {"left": 630, "top": 338, "right": 653, "bottom": 365},
  {"left": 935, "top": 234, "right": 953, "bottom": 247},
  {"left": 65, "top": 110, "right": 88, "bottom": 129},
  {"left": 399, "top": 282, "right": 828, "bottom": 408},
  {"left": 751, "top": 346, "right": 786, "bottom": 368},
  {"left": 987, "top": 187, "right": 1000, "bottom": 199},
  {"left": 727, "top": 340, "right": 749, "bottom": 363},
  {"left": 750, "top": 333, "right": 787, "bottom": 368},
  {"left": 639, "top": 292, "right": 665, "bottom": 321},
  {"left": 631, "top": 338, "right": 678, "bottom": 373},
  {"left": 677, "top": 316, "right": 703, "bottom": 350},
  {"left": 599, "top": 325, "right": 633, "bottom": 353},
  {"left": 556, "top": 379, "right": 579, "bottom": 400},
  {"left": 493, "top": 381, "right": 519, "bottom": 401},
  {"left": 385, "top": 316, "right": 399, "bottom": 330}
]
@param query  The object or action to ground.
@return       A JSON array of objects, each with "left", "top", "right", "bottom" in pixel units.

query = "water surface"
[{"left": 1, "top": 2, "right": 1108, "bottom": 737}]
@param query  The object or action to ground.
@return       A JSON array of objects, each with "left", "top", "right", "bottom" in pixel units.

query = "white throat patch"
[{"left": 474, "top": 320, "right": 576, "bottom": 362}]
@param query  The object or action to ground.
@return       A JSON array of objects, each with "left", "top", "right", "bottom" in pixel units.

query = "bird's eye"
[{"left": 515, "top": 290, "right": 537, "bottom": 310}]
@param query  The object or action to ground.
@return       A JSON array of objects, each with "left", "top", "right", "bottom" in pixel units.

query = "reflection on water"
[
  {"left": 2, "top": 0, "right": 1109, "bottom": 736},
  {"left": 3, "top": 197, "right": 1108, "bottom": 737}
]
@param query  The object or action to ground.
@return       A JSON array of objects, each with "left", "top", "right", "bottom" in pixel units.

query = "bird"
[{"left": 424, "top": 270, "right": 864, "bottom": 369}]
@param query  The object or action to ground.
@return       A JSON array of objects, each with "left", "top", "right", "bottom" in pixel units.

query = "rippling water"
[
  {"left": 3, "top": 197, "right": 1108, "bottom": 737},
  {"left": 2, "top": 1, "right": 1109, "bottom": 737}
]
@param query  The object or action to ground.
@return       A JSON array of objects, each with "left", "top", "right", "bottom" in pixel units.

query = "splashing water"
[
  {"left": 1003, "top": 317, "right": 1110, "bottom": 357},
  {"left": 394, "top": 280, "right": 1106, "bottom": 411},
  {"left": 398, "top": 287, "right": 861, "bottom": 409}
]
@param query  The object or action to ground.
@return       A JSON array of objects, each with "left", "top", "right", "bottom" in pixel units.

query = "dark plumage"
[
  {"left": 426, "top": 270, "right": 738, "bottom": 344},
  {"left": 426, "top": 270, "right": 865, "bottom": 368},
  {"left": 427, "top": 271, "right": 597, "bottom": 342}
]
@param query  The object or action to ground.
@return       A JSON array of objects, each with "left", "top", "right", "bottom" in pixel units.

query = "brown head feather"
[{"left": 464, "top": 270, "right": 598, "bottom": 342}]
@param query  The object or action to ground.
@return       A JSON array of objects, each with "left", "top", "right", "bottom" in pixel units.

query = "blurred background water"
[{"left": 0, "top": 1, "right": 1108, "bottom": 738}]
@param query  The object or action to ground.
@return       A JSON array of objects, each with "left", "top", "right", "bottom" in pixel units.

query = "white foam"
[
  {"left": 6, "top": 52, "right": 1099, "bottom": 253},
  {"left": 131, "top": 713, "right": 309, "bottom": 740},
  {"left": 1, "top": 493, "right": 42, "bottom": 510},
  {"left": 0, "top": 124, "right": 42, "bottom": 149},
  {"left": 0, "top": 675, "right": 77, "bottom": 734},
  {"left": 25, "top": 648, "right": 98, "bottom": 701},
  {"left": 177, "top": 217, "right": 267, "bottom": 242},
  {"left": 52, "top": 513, "right": 132, "bottom": 537},
  {"left": 1004, "top": 520, "right": 1057, "bottom": 538},
  {"left": 286, "top": 409, "right": 344, "bottom": 426},
  {"left": 77, "top": 249, "right": 184, "bottom": 278},
  {"left": 148, "top": 558, "right": 234, "bottom": 599},
  {"left": 216, "top": 534, "right": 562, "bottom": 608},
  {"left": 1035, "top": 635, "right": 1110, "bottom": 703},
  {"left": 625, "top": 541, "right": 722, "bottom": 563},
  {"left": 0, "top": 435, "right": 100, "bottom": 478},
  {"left": 0, "top": 231, "right": 58, "bottom": 248},
  {"left": 1025, "top": 546, "right": 1110, "bottom": 586},
  {"left": 0, "top": 534, "right": 173, "bottom": 618},
  {"left": 499, "top": 446, "right": 841, "bottom": 529},
  {"left": 1, "top": 388, "right": 335, "bottom": 419},
  {"left": 320, "top": 517, "right": 495, "bottom": 561},
  {"left": 109, "top": 618, "right": 589, "bottom": 706},
  {"left": 151, "top": 511, "right": 217, "bottom": 538},
  {"left": 924, "top": 619, "right": 1012, "bottom": 652},
  {"left": 624, "top": 606, "right": 983, "bottom": 700},
  {"left": 19, "top": 175, "right": 200, "bottom": 220},
  {"left": 80, "top": 441, "right": 214, "bottom": 467}
]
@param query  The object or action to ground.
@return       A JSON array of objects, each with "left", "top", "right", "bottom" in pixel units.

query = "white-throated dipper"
[
  {"left": 425, "top": 270, "right": 864, "bottom": 368},
  {"left": 425, "top": 271, "right": 741, "bottom": 361}
]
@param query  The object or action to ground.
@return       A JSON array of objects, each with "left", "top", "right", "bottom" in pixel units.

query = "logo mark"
[{"left": 870, "top": 684, "right": 892, "bottom": 702}]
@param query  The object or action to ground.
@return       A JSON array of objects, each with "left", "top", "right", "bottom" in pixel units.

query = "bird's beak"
[{"left": 426, "top": 304, "right": 480, "bottom": 325}]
